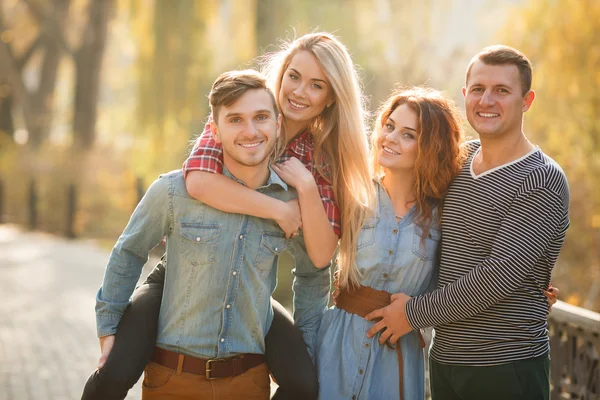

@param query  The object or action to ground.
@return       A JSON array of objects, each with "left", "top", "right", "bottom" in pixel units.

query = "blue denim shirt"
[
  {"left": 297, "top": 182, "right": 439, "bottom": 400},
  {"left": 96, "top": 168, "right": 324, "bottom": 359}
]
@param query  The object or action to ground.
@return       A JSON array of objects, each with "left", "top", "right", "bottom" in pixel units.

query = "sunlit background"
[{"left": 0, "top": 0, "right": 598, "bottom": 313}]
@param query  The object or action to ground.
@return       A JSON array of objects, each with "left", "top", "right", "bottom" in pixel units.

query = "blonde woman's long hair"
[{"left": 261, "top": 32, "right": 375, "bottom": 290}]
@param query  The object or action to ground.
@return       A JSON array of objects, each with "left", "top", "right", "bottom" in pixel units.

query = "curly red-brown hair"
[{"left": 370, "top": 87, "right": 466, "bottom": 237}]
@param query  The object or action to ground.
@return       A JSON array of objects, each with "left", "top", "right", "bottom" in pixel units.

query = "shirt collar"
[
  {"left": 222, "top": 164, "right": 288, "bottom": 191},
  {"left": 287, "top": 129, "right": 313, "bottom": 157}
]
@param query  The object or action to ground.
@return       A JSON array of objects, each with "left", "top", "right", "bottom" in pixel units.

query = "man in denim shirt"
[{"left": 95, "top": 70, "right": 329, "bottom": 399}]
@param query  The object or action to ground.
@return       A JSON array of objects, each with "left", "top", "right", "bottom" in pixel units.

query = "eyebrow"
[
  {"left": 470, "top": 83, "right": 512, "bottom": 90},
  {"left": 289, "top": 68, "right": 328, "bottom": 85},
  {"left": 224, "top": 109, "right": 273, "bottom": 118},
  {"left": 388, "top": 117, "right": 416, "bottom": 131}
]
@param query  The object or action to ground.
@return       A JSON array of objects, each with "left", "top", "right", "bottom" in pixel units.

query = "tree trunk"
[
  {"left": 255, "top": 0, "right": 283, "bottom": 53},
  {"left": 28, "top": 0, "right": 70, "bottom": 148},
  {"left": 72, "top": 0, "right": 112, "bottom": 150},
  {"left": 0, "top": 92, "right": 14, "bottom": 138}
]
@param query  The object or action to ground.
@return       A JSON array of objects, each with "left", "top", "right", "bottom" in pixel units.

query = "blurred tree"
[
  {"left": 255, "top": 0, "right": 287, "bottom": 53},
  {"left": 130, "top": 0, "right": 260, "bottom": 181},
  {"left": 0, "top": 0, "right": 113, "bottom": 149},
  {"left": 503, "top": 0, "right": 600, "bottom": 311},
  {"left": 130, "top": 0, "right": 212, "bottom": 179},
  {"left": 72, "top": 0, "right": 112, "bottom": 148}
]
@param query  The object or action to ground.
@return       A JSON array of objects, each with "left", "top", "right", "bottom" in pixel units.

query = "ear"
[
  {"left": 276, "top": 114, "right": 282, "bottom": 138},
  {"left": 210, "top": 120, "right": 221, "bottom": 143},
  {"left": 462, "top": 86, "right": 467, "bottom": 98},
  {"left": 522, "top": 90, "right": 535, "bottom": 112}
]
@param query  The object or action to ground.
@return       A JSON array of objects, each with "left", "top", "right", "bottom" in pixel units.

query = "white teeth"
[
  {"left": 478, "top": 112, "right": 499, "bottom": 118},
  {"left": 239, "top": 142, "right": 262, "bottom": 148},
  {"left": 289, "top": 99, "right": 308, "bottom": 109},
  {"left": 383, "top": 146, "right": 400, "bottom": 155}
]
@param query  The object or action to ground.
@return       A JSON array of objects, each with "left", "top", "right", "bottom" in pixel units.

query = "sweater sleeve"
[{"left": 406, "top": 184, "right": 569, "bottom": 329}]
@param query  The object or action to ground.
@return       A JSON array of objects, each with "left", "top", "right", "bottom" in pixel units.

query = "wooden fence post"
[
  {"left": 28, "top": 179, "right": 37, "bottom": 230},
  {"left": 0, "top": 178, "right": 4, "bottom": 224},
  {"left": 66, "top": 183, "right": 76, "bottom": 238}
]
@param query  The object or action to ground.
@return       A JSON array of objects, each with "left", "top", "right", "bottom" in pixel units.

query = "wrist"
[
  {"left": 404, "top": 297, "right": 419, "bottom": 330},
  {"left": 272, "top": 199, "right": 289, "bottom": 222},
  {"left": 296, "top": 179, "right": 318, "bottom": 195}
]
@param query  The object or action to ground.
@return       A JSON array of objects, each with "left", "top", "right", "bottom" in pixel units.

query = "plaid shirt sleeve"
[
  {"left": 282, "top": 136, "right": 342, "bottom": 237},
  {"left": 314, "top": 174, "right": 341, "bottom": 237},
  {"left": 311, "top": 152, "right": 341, "bottom": 237},
  {"left": 182, "top": 122, "right": 224, "bottom": 177}
]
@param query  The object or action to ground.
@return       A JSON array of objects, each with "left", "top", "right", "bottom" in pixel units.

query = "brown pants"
[{"left": 141, "top": 361, "right": 271, "bottom": 400}]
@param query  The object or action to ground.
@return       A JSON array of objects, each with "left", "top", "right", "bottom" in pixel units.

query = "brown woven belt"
[
  {"left": 337, "top": 285, "right": 424, "bottom": 400},
  {"left": 151, "top": 346, "right": 265, "bottom": 379}
]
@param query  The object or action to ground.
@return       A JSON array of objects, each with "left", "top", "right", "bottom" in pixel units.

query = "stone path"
[{"left": 0, "top": 225, "right": 146, "bottom": 400}]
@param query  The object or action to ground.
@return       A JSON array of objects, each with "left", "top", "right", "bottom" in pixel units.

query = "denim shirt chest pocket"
[
  {"left": 179, "top": 223, "right": 221, "bottom": 266},
  {"left": 412, "top": 225, "right": 441, "bottom": 261},
  {"left": 254, "top": 232, "right": 288, "bottom": 273},
  {"left": 357, "top": 217, "right": 379, "bottom": 250}
]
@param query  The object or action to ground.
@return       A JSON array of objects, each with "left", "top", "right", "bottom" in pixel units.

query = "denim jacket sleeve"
[
  {"left": 291, "top": 241, "right": 331, "bottom": 360},
  {"left": 95, "top": 174, "right": 172, "bottom": 337}
]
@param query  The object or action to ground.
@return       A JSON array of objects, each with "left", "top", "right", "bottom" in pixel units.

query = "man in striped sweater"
[{"left": 366, "top": 45, "right": 570, "bottom": 399}]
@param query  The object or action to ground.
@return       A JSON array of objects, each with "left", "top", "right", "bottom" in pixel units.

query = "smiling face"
[
  {"left": 212, "top": 88, "right": 281, "bottom": 171},
  {"left": 377, "top": 103, "right": 419, "bottom": 172},
  {"left": 278, "top": 50, "right": 333, "bottom": 135},
  {"left": 463, "top": 60, "right": 534, "bottom": 139}
]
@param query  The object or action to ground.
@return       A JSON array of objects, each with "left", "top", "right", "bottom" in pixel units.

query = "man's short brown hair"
[
  {"left": 466, "top": 45, "right": 533, "bottom": 95},
  {"left": 209, "top": 69, "right": 279, "bottom": 121}
]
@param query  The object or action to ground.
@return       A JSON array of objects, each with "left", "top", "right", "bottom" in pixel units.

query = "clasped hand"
[
  {"left": 271, "top": 158, "right": 315, "bottom": 191},
  {"left": 365, "top": 293, "right": 413, "bottom": 345}
]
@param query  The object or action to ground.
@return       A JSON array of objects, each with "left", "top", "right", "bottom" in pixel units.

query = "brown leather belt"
[
  {"left": 151, "top": 346, "right": 265, "bottom": 379},
  {"left": 337, "top": 285, "right": 424, "bottom": 400}
]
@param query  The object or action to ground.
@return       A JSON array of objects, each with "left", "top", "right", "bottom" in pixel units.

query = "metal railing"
[{"left": 549, "top": 300, "right": 600, "bottom": 399}]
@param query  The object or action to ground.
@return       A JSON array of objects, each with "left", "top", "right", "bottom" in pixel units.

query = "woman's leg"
[
  {"left": 267, "top": 299, "right": 319, "bottom": 400},
  {"left": 81, "top": 258, "right": 166, "bottom": 400}
]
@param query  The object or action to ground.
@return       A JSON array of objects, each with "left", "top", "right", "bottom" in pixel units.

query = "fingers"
[
  {"left": 544, "top": 290, "right": 557, "bottom": 301},
  {"left": 271, "top": 164, "right": 287, "bottom": 178},
  {"left": 366, "top": 319, "right": 386, "bottom": 338},
  {"left": 98, "top": 335, "right": 115, "bottom": 369},
  {"left": 379, "top": 328, "right": 393, "bottom": 345},
  {"left": 543, "top": 289, "right": 558, "bottom": 306},
  {"left": 285, "top": 228, "right": 294, "bottom": 239},
  {"left": 389, "top": 333, "right": 401, "bottom": 344},
  {"left": 543, "top": 286, "right": 559, "bottom": 312},
  {"left": 281, "top": 158, "right": 301, "bottom": 166},
  {"left": 332, "top": 288, "right": 340, "bottom": 305},
  {"left": 98, "top": 354, "right": 107, "bottom": 369},
  {"left": 365, "top": 308, "right": 383, "bottom": 322},
  {"left": 391, "top": 293, "right": 402, "bottom": 301}
]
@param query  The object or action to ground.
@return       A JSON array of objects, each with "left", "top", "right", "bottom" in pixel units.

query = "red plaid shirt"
[{"left": 183, "top": 123, "right": 341, "bottom": 236}]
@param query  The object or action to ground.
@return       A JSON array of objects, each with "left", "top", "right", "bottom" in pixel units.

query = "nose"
[
  {"left": 292, "top": 82, "right": 307, "bottom": 98},
  {"left": 479, "top": 89, "right": 495, "bottom": 106},
  {"left": 383, "top": 130, "right": 400, "bottom": 144},
  {"left": 242, "top": 120, "right": 259, "bottom": 137}
]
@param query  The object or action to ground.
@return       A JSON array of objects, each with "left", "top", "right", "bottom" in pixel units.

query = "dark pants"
[
  {"left": 430, "top": 352, "right": 551, "bottom": 400},
  {"left": 81, "top": 259, "right": 318, "bottom": 400}
]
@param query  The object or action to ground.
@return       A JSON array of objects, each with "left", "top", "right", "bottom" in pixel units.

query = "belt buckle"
[{"left": 205, "top": 358, "right": 226, "bottom": 380}]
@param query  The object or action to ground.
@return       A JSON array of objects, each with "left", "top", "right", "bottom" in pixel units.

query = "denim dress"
[{"left": 315, "top": 182, "right": 440, "bottom": 400}]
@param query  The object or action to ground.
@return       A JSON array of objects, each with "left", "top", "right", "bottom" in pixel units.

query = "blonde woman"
[{"left": 82, "top": 32, "right": 373, "bottom": 400}]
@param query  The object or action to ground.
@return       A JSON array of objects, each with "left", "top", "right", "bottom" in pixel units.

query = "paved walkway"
[{"left": 0, "top": 225, "right": 146, "bottom": 400}]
